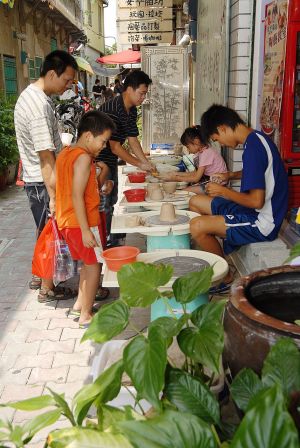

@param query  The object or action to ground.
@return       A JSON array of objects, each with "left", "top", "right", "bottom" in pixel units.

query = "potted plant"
[
  {"left": 0, "top": 96, "right": 19, "bottom": 189},
  {"left": 0, "top": 262, "right": 299, "bottom": 447}
]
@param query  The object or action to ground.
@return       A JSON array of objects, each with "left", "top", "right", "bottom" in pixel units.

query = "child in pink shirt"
[{"left": 160, "top": 126, "right": 227, "bottom": 193}]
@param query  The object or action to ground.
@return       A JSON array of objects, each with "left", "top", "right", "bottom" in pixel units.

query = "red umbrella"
[{"left": 97, "top": 49, "right": 141, "bottom": 65}]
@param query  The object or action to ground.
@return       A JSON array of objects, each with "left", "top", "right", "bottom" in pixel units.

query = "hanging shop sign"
[
  {"left": 118, "top": 0, "right": 173, "bottom": 46},
  {"left": 119, "top": 0, "right": 172, "bottom": 7},
  {"left": 260, "top": 0, "right": 288, "bottom": 138}
]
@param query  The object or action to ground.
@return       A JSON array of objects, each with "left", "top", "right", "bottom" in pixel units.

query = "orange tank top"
[{"left": 55, "top": 146, "right": 100, "bottom": 229}]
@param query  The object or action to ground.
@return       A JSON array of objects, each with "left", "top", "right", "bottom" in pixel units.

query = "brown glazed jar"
[{"left": 224, "top": 265, "right": 300, "bottom": 376}]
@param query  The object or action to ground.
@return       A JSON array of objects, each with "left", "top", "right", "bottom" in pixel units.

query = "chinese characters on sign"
[
  {"left": 121, "top": 32, "right": 173, "bottom": 44},
  {"left": 260, "top": 0, "right": 288, "bottom": 141},
  {"left": 118, "top": 0, "right": 173, "bottom": 45},
  {"left": 118, "top": 0, "right": 172, "bottom": 7}
]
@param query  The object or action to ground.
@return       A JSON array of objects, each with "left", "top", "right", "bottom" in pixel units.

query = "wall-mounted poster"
[
  {"left": 195, "top": 0, "right": 228, "bottom": 120},
  {"left": 260, "top": 0, "right": 288, "bottom": 140}
]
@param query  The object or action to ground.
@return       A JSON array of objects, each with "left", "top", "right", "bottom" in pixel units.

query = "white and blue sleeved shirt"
[{"left": 241, "top": 131, "right": 288, "bottom": 237}]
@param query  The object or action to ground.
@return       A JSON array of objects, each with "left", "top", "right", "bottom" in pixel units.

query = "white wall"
[{"left": 227, "top": 0, "right": 253, "bottom": 121}]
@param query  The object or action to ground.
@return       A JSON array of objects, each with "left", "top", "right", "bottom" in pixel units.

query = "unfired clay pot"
[
  {"left": 125, "top": 216, "right": 141, "bottom": 227},
  {"left": 146, "top": 183, "right": 160, "bottom": 196},
  {"left": 159, "top": 202, "right": 176, "bottom": 222},
  {"left": 162, "top": 182, "right": 177, "bottom": 194},
  {"left": 150, "top": 188, "right": 164, "bottom": 201},
  {"left": 224, "top": 265, "right": 300, "bottom": 376}
]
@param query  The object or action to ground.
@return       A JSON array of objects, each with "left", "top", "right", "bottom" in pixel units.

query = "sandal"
[
  {"left": 29, "top": 275, "right": 42, "bottom": 290},
  {"left": 38, "top": 287, "right": 75, "bottom": 303},
  {"left": 69, "top": 305, "right": 100, "bottom": 317},
  {"left": 95, "top": 287, "right": 110, "bottom": 301},
  {"left": 79, "top": 322, "right": 91, "bottom": 329}
]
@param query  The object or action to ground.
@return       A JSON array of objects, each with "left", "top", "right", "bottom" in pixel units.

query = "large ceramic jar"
[{"left": 224, "top": 265, "right": 300, "bottom": 376}]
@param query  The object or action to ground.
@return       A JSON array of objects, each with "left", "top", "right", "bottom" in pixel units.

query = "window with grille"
[
  {"left": 35, "top": 56, "right": 43, "bottom": 79},
  {"left": 3, "top": 55, "right": 17, "bottom": 96},
  {"left": 28, "top": 59, "right": 35, "bottom": 79},
  {"left": 51, "top": 38, "right": 57, "bottom": 52}
]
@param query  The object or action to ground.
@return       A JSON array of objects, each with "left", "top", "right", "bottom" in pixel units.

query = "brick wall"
[{"left": 226, "top": 0, "right": 254, "bottom": 181}]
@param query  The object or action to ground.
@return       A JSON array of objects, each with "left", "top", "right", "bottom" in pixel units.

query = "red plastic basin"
[
  {"left": 102, "top": 246, "right": 140, "bottom": 271},
  {"left": 127, "top": 172, "right": 146, "bottom": 183},
  {"left": 124, "top": 188, "right": 146, "bottom": 202}
]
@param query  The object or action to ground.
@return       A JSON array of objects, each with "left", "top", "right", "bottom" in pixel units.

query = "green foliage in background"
[{"left": 0, "top": 96, "right": 19, "bottom": 173}]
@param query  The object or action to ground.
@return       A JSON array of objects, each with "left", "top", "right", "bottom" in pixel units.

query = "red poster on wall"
[{"left": 260, "top": 0, "right": 288, "bottom": 142}]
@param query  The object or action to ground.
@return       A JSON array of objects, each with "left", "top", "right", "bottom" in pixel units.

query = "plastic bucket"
[
  {"left": 146, "top": 233, "right": 190, "bottom": 251},
  {"left": 151, "top": 293, "right": 209, "bottom": 321}
]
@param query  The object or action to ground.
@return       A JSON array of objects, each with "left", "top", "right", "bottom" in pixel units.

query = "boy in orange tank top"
[{"left": 56, "top": 111, "right": 115, "bottom": 327}]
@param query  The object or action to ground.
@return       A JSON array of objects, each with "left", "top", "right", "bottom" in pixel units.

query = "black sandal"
[
  {"left": 29, "top": 275, "right": 42, "bottom": 290},
  {"left": 38, "top": 287, "right": 75, "bottom": 303}
]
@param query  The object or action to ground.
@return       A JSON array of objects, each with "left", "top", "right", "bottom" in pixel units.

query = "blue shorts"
[{"left": 211, "top": 197, "right": 271, "bottom": 254}]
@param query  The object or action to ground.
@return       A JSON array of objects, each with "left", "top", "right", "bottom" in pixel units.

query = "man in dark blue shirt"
[{"left": 97, "top": 71, "right": 153, "bottom": 245}]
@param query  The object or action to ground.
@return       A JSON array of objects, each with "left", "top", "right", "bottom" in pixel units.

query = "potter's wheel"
[
  {"left": 153, "top": 256, "right": 210, "bottom": 276},
  {"left": 144, "top": 214, "right": 190, "bottom": 227}
]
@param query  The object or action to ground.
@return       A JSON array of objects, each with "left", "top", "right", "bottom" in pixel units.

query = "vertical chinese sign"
[
  {"left": 260, "top": 0, "right": 288, "bottom": 140},
  {"left": 118, "top": 0, "right": 173, "bottom": 46}
]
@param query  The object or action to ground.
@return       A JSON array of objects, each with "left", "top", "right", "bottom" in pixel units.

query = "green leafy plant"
[
  {"left": 0, "top": 96, "right": 19, "bottom": 173},
  {"left": 1, "top": 263, "right": 300, "bottom": 447}
]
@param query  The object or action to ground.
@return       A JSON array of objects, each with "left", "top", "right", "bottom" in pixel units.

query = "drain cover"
[
  {"left": 145, "top": 214, "right": 189, "bottom": 226},
  {"left": 153, "top": 256, "right": 210, "bottom": 276}
]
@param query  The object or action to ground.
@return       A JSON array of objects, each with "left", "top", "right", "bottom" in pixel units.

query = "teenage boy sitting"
[
  {"left": 55, "top": 111, "right": 115, "bottom": 327},
  {"left": 189, "top": 104, "right": 288, "bottom": 291}
]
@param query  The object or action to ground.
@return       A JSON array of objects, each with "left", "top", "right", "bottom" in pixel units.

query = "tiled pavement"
[{"left": 0, "top": 185, "right": 151, "bottom": 447}]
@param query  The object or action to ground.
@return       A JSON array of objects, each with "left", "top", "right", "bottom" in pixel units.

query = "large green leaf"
[
  {"left": 285, "top": 241, "right": 300, "bottom": 263},
  {"left": 72, "top": 360, "right": 123, "bottom": 425},
  {"left": 177, "top": 301, "right": 226, "bottom": 374},
  {"left": 123, "top": 326, "right": 167, "bottom": 409},
  {"left": 164, "top": 368, "right": 220, "bottom": 425},
  {"left": 230, "top": 368, "right": 264, "bottom": 412},
  {"left": 191, "top": 300, "right": 226, "bottom": 327},
  {"left": 231, "top": 386, "right": 299, "bottom": 448},
  {"left": 118, "top": 410, "right": 217, "bottom": 448},
  {"left": 148, "top": 315, "right": 188, "bottom": 339},
  {"left": 3, "top": 395, "right": 55, "bottom": 411},
  {"left": 172, "top": 267, "right": 214, "bottom": 303},
  {"left": 22, "top": 409, "right": 61, "bottom": 443},
  {"left": 81, "top": 300, "right": 129, "bottom": 343},
  {"left": 262, "top": 338, "right": 300, "bottom": 398},
  {"left": 48, "top": 427, "right": 133, "bottom": 448},
  {"left": 99, "top": 405, "right": 145, "bottom": 431},
  {"left": 118, "top": 262, "right": 173, "bottom": 307},
  {"left": 47, "top": 388, "right": 76, "bottom": 426}
]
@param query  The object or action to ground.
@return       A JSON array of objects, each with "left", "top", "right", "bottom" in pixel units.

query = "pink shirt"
[{"left": 194, "top": 146, "right": 227, "bottom": 176}]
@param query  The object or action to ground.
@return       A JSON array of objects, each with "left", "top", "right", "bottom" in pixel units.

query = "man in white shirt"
[{"left": 14, "top": 50, "right": 77, "bottom": 301}]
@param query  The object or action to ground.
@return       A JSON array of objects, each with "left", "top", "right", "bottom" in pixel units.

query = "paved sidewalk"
[{"left": 0, "top": 186, "right": 112, "bottom": 446}]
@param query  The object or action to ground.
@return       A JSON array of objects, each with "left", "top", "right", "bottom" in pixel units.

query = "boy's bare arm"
[
  {"left": 160, "top": 166, "right": 206, "bottom": 183},
  {"left": 205, "top": 183, "right": 265, "bottom": 209},
  {"left": 95, "top": 161, "right": 109, "bottom": 187},
  {"left": 72, "top": 154, "right": 97, "bottom": 248},
  {"left": 211, "top": 170, "right": 242, "bottom": 183}
]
